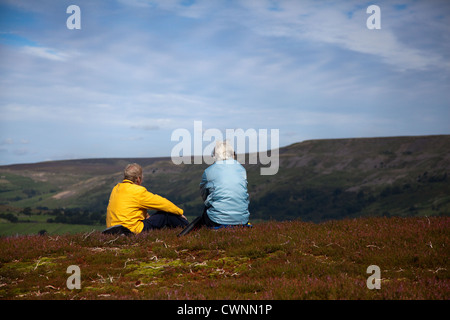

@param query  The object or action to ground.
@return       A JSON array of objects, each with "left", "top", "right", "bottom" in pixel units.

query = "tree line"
[
  {"left": 46, "top": 208, "right": 104, "bottom": 225},
  {"left": 0, "top": 207, "right": 105, "bottom": 225}
]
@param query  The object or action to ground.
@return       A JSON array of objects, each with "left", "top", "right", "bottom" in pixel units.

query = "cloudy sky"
[{"left": 0, "top": 0, "right": 449, "bottom": 165}]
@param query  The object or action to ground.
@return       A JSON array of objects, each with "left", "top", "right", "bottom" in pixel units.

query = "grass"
[
  {"left": 0, "top": 213, "right": 198, "bottom": 237},
  {"left": 0, "top": 210, "right": 105, "bottom": 237},
  {"left": 0, "top": 222, "right": 104, "bottom": 237},
  {"left": 0, "top": 216, "right": 448, "bottom": 300}
]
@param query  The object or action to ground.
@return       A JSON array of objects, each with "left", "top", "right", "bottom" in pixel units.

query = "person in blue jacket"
[{"left": 199, "top": 140, "right": 250, "bottom": 228}]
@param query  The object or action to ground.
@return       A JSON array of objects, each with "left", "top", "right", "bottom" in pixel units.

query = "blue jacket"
[{"left": 200, "top": 159, "right": 250, "bottom": 225}]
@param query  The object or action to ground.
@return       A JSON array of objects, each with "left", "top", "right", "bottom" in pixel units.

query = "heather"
[{"left": 0, "top": 216, "right": 448, "bottom": 300}]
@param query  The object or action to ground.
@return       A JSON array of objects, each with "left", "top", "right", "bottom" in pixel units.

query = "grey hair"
[
  {"left": 124, "top": 163, "right": 143, "bottom": 183},
  {"left": 213, "top": 140, "right": 235, "bottom": 161}
]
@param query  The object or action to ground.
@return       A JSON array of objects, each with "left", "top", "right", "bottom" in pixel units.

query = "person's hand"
[{"left": 181, "top": 215, "right": 188, "bottom": 221}]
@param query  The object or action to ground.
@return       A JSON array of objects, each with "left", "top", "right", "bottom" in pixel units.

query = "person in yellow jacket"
[{"left": 106, "top": 163, "right": 188, "bottom": 234}]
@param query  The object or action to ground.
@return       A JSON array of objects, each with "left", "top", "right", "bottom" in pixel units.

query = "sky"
[{"left": 0, "top": 0, "right": 449, "bottom": 165}]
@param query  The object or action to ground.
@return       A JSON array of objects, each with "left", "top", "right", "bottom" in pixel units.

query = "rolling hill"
[{"left": 0, "top": 135, "right": 449, "bottom": 224}]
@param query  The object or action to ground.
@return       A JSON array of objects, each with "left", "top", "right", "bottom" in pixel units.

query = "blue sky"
[{"left": 0, "top": 0, "right": 449, "bottom": 165}]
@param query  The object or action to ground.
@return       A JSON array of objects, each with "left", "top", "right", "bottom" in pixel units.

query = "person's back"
[
  {"left": 200, "top": 141, "right": 250, "bottom": 226},
  {"left": 106, "top": 163, "right": 187, "bottom": 233},
  {"left": 107, "top": 179, "right": 164, "bottom": 233}
]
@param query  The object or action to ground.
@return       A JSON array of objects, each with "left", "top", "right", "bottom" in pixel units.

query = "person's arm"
[
  {"left": 138, "top": 188, "right": 184, "bottom": 215},
  {"left": 199, "top": 171, "right": 209, "bottom": 201}
]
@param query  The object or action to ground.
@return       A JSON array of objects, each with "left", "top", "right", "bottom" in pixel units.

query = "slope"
[{"left": 0, "top": 135, "right": 449, "bottom": 223}]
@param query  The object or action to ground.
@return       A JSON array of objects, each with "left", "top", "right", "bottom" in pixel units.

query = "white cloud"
[
  {"left": 238, "top": 1, "right": 449, "bottom": 72},
  {"left": 0, "top": 0, "right": 448, "bottom": 165},
  {"left": 118, "top": 0, "right": 216, "bottom": 18},
  {"left": 131, "top": 124, "right": 160, "bottom": 131},
  {"left": 21, "top": 46, "right": 70, "bottom": 62},
  {"left": 1, "top": 138, "right": 14, "bottom": 145}
]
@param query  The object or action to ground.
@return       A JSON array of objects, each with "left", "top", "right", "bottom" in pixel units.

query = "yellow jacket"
[{"left": 106, "top": 179, "right": 184, "bottom": 233}]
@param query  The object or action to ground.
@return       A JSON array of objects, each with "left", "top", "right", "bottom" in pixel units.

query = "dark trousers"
[
  {"left": 142, "top": 211, "right": 189, "bottom": 231},
  {"left": 199, "top": 207, "right": 251, "bottom": 229},
  {"left": 200, "top": 207, "right": 222, "bottom": 228}
]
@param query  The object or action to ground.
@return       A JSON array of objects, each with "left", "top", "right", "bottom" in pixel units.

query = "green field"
[
  {"left": 0, "top": 210, "right": 104, "bottom": 237},
  {"left": 0, "top": 222, "right": 104, "bottom": 237},
  {"left": 0, "top": 212, "right": 198, "bottom": 237}
]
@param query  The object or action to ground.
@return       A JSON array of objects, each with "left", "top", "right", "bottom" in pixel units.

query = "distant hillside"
[{"left": 0, "top": 135, "right": 449, "bottom": 223}]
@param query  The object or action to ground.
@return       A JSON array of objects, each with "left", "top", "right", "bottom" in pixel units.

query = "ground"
[{"left": 0, "top": 217, "right": 448, "bottom": 300}]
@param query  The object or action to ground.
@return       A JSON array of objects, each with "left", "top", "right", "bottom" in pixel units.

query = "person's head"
[
  {"left": 212, "top": 140, "right": 235, "bottom": 161},
  {"left": 124, "top": 163, "right": 143, "bottom": 185}
]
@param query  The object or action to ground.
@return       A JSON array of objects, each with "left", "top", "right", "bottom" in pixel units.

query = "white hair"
[{"left": 213, "top": 140, "right": 235, "bottom": 161}]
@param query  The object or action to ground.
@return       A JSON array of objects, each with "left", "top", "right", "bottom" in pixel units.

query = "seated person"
[
  {"left": 106, "top": 163, "right": 188, "bottom": 234},
  {"left": 199, "top": 140, "right": 250, "bottom": 228}
]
